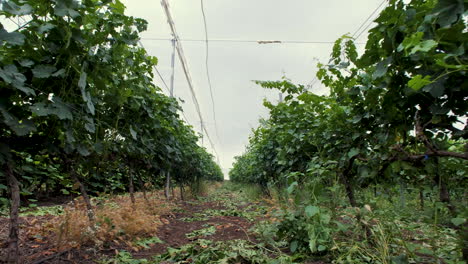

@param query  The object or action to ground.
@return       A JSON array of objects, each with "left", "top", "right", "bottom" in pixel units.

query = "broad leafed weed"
[{"left": 154, "top": 239, "right": 295, "bottom": 264}]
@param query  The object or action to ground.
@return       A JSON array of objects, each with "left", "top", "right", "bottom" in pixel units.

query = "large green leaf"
[
  {"left": 0, "top": 28, "right": 25, "bottom": 45},
  {"left": 2, "top": 1, "right": 33, "bottom": 15},
  {"left": 305, "top": 205, "right": 320, "bottom": 218},
  {"left": 410, "top": 40, "right": 438, "bottom": 55},
  {"left": 408, "top": 75, "right": 432, "bottom": 91},
  {"left": 0, "top": 106, "right": 36, "bottom": 136},
  {"left": 32, "top": 65, "right": 57, "bottom": 78},
  {"left": 29, "top": 100, "right": 73, "bottom": 120},
  {"left": 0, "top": 64, "right": 35, "bottom": 95},
  {"left": 433, "top": 0, "right": 464, "bottom": 28}
]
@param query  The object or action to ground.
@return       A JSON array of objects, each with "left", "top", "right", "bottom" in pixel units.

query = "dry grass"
[{"left": 54, "top": 192, "right": 173, "bottom": 248}]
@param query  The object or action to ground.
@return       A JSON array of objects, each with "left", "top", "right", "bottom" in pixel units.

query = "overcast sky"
[{"left": 121, "top": 0, "right": 385, "bottom": 178}]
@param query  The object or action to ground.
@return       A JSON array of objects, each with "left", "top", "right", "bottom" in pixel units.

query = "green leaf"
[
  {"left": 450, "top": 217, "right": 466, "bottom": 226},
  {"left": 347, "top": 148, "right": 360, "bottom": 158},
  {"left": 77, "top": 145, "right": 90, "bottom": 156},
  {"left": 38, "top": 23, "right": 55, "bottom": 34},
  {"left": 433, "top": 0, "right": 464, "bottom": 28},
  {"left": 423, "top": 77, "right": 445, "bottom": 98},
  {"left": 84, "top": 117, "right": 95, "bottom": 133},
  {"left": 372, "top": 57, "right": 392, "bottom": 80},
  {"left": 53, "top": 0, "right": 80, "bottom": 18},
  {"left": 32, "top": 65, "right": 57, "bottom": 78},
  {"left": 2, "top": 2, "right": 33, "bottom": 15},
  {"left": 0, "top": 28, "right": 25, "bottom": 45},
  {"left": 78, "top": 72, "right": 87, "bottom": 89},
  {"left": 317, "top": 245, "right": 326, "bottom": 252},
  {"left": 78, "top": 72, "right": 95, "bottom": 115},
  {"left": 0, "top": 64, "right": 22, "bottom": 83},
  {"left": 309, "top": 237, "right": 317, "bottom": 253},
  {"left": 86, "top": 98, "right": 95, "bottom": 115},
  {"left": 130, "top": 126, "right": 137, "bottom": 140},
  {"left": 335, "top": 221, "right": 349, "bottom": 232},
  {"left": 290, "top": 240, "right": 298, "bottom": 253},
  {"left": 110, "top": 1, "right": 126, "bottom": 14},
  {"left": 410, "top": 40, "right": 438, "bottom": 55},
  {"left": 19, "top": 59, "right": 34, "bottom": 68},
  {"left": 52, "top": 69, "right": 66, "bottom": 77},
  {"left": 0, "top": 106, "right": 36, "bottom": 136},
  {"left": 29, "top": 99, "right": 73, "bottom": 120},
  {"left": 0, "top": 64, "right": 34, "bottom": 95},
  {"left": 399, "top": 32, "right": 423, "bottom": 52},
  {"left": 305, "top": 205, "right": 320, "bottom": 218},
  {"left": 66, "top": 129, "right": 75, "bottom": 143},
  {"left": 287, "top": 181, "right": 298, "bottom": 194},
  {"left": 391, "top": 255, "right": 409, "bottom": 264},
  {"left": 408, "top": 75, "right": 432, "bottom": 91}
]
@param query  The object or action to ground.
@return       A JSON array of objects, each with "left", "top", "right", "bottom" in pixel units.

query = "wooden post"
[{"left": 6, "top": 163, "right": 20, "bottom": 264}]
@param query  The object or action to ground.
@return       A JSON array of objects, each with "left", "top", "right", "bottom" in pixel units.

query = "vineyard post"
[
  {"left": 6, "top": 163, "right": 20, "bottom": 264},
  {"left": 165, "top": 171, "right": 171, "bottom": 199},
  {"left": 164, "top": 38, "right": 176, "bottom": 197},
  {"left": 170, "top": 38, "right": 176, "bottom": 97},
  {"left": 129, "top": 170, "right": 136, "bottom": 205}
]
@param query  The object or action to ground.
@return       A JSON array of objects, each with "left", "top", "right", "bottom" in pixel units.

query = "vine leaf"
[
  {"left": 0, "top": 28, "right": 25, "bottom": 45},
  {"left": 110, "top": 1, "right": 126, "bottom": 14},
  {"left": 0, "top": 106, "right": 36, "bottom": 136},
  {"left": 433, "top": 0, "right": 464, "bottom": 28},
  {"left": 38, "top": 23, "right": 55, "bottom": 34},
  {"left": 76, "top": 144, "right": 90, "bottom": 156},
  {"left": 29, "top": 100, "right": 73, "bottom": 120},
  {"left": 19, "top": 59, "right": 34, "bottom": 68},
  {"left": 423, "top": 77, "right": 446, "bottom": 98},
  {"left": 130, "top": 126, "right": 137, "bottom": 140},
  {"left": 84, "top": 116, "right": 95, "bottom": 133},
  {"left": 372, "top": 57, "right": 391, "bottom": 80},
  {"left": 410, "top": 40, "right": 438, "bottom": 55},
  {"left": 53, "top": 0, "right": 80, "bottom": 18},
  {"left": 0, "top": 64, "right": 35, "bottom": 95},
  {"left": 347, "top": 148, "right": 360, "bottom": 158},
  {"left": 32, "top": 65, "right": 57, "bottom": 78},
  {"left": 408, "top": 75, "right": 432, "bottom": 91},
  {"left": 78, "top": 71, "right": 95, "bottom": 115},
  {"left": 2, "top": 2, "right": 33, "bottom": 16},
  {"left": 78, "top": 72, "right": 87, "bottom": 90}
]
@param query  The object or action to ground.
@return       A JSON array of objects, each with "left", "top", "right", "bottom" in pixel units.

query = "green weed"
[
  {"left": 153, "top": 239, "right": 295, "bottom": 264},
  {"left": 185, "top": 225, "right": 216, "bottom": 239},
  {"left": 100, "top": 250, "right": 148, "bottom": 264},
  {"left": 134, "top": 236, "right": 163, "bottom": 249}
]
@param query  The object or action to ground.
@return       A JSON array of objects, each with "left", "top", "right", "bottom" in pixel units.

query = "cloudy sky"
[{"left": 121, "top": 0, "right": 386, "bottom": 178}]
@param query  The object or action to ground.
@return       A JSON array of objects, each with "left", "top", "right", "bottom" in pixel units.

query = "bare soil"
[{"left": 0, "top": 196, "right": 255, "bottom": 263}]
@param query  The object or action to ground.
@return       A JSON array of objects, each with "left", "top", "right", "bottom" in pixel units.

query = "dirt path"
[
  {"left": 0, "top": 186, "right": 264, "bottom": 263},
  {"left": 134, "top": 198, "right": 255, "bottom": 259}
]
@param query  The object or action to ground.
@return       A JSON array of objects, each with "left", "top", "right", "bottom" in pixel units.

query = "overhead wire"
[
  {"left": 141, "top": 37, "right": 365, "bottom": 45},
  {"left": 200, "top": 0, "right": 221, "bottom": 162},
  {"left": 307, "top": 0, "right": 387, "bottom": 91},
  {"left": 352, "top": 0, "right": 387, "bottom": 38},
  {"left": 160, "top": 0, "right": 220, "bottom": 162}
]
